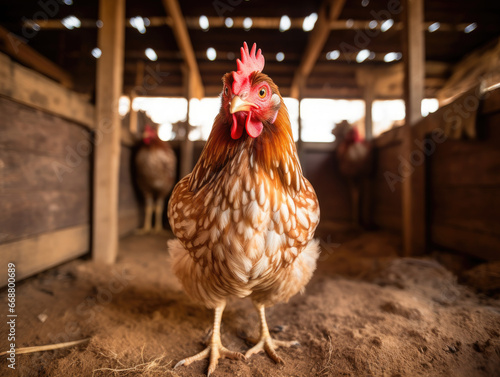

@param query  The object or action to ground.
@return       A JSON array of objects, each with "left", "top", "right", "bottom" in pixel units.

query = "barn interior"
[{"left": 0, "top": 0, "right": 500, "bottom": 376}]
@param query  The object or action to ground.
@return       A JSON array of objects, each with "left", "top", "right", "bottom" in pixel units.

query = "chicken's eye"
[
  {"left": 258, "top": 87, "right": 267, "bottom": 98},
  {"left": 224, "top": 86, "right": 229, "bottom": 96}
]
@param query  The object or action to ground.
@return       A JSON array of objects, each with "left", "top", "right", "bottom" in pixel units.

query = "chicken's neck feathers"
[{"left": 189, "top": 106, "right": 302, "bottom": 196}]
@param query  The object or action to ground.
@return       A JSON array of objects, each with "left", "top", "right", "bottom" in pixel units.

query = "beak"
[{"left": 230, "top": 96, "right": 257, "bottom": 114}]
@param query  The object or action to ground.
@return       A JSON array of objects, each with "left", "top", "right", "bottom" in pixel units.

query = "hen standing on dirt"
[
  {"left": 332, "top": 121, "right": 373, "bottom": 225},
  {"left": 168, "top": 43, "right": 320, "bottom": 376},
  {"left": 135, "top": 124, "right": 177, "bottom": 233}
]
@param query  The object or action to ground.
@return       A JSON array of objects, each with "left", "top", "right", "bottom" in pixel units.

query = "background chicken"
[
  {"left": 168, "top": 43, "right": 320, "bottom": 375},
  {"left": 135, "top": 124, "right": 177, "bottom": 233},
  {"left": 332, "top": 120, "right": 373, "bottom": 225}
]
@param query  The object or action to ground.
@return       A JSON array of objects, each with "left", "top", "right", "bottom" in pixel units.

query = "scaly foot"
[
  {"left": 174, "top": 341, "right": 245, "bottom": 376},
  {"left": 245, "top": 335, "right": 300, "bottom": 364}
]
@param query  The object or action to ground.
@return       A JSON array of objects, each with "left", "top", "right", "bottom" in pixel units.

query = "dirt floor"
[{"left": 1, "top": 229, "right": 500, "bottom": 377}]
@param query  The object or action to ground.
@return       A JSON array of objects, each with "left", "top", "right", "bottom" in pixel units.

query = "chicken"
[
  {"left": 167, "top": 43, "right": 320, "bottom": 375},
  {"left": 332, "top": 120, "right": 373, "bottom": 225},
  {"left": 135, "top": 124, "right": 177, "bottom": 233}
]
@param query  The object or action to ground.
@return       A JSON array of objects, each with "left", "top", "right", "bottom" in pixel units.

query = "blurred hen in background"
[
  {"left": 135, "top": 124, "right": 177, "bottom": 233},
  {"left": 332, "top": 120, "right": 373, "bottom": 226}
]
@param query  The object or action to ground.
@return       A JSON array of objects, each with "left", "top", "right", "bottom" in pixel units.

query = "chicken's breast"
[{"left": 168, "top": 145, "right": 320, "bottom": 308}]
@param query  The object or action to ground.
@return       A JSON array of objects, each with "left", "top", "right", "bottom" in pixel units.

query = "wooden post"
[
  {"left": 180, "top": 65, "right": 194, "bottom": 178},
  {"left": 364, "top": 85, "right": 374, "bottom": 140},
  {"left": 402, "top": 0, "right": 426, "bottom": 256},
  {"left": 129, "top": 60, "right": 144, "bottom": 135},
  {"left": 93, "top": 0, "right": 125, "bottom": 264}
]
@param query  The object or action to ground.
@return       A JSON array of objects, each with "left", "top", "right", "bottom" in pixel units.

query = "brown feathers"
[{"left": 169, "top": 51, "right": 320, "bottom": 309}]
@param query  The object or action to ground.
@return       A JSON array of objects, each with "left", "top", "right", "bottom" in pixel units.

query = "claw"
[
  {"left": 245, "top": 336, "right": 300, "bottom": 364},
  {"left": 173, "top": 359, "right": 185, "bottom": 369},
  {"left": 271, "top": 325, "right": 287, "bottom": 333},
  {"left": 174, "top": 344, "right": 245, "bottom": 375}
]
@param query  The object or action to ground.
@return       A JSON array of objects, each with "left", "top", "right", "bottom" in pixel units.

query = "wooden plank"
[
  {"left": 0, "top": 150, "right": 88, "bottom": 192},
  {"left": 482, "top": 87, "right": 500, "bottom": 115},
  {"left": 92, "top": 0, "right": 125, "bottom": 265},
  {"left": 0, "top": 96, "right": 91, "bottom": 244},
  {"left": 0, "top": 25, "right": 73, "bottom": 88},
  {"left": 0, "top": 190, "right": 90, "bottom": 244},
  {"left": 0, "top": 225, "right": 90, "bottom": 287},
  {"left": 430, "top": 142, "right": 500, "bottom": 187},
  {"left": 162, "top": 0, "right": 204, "bottom": 99},
  {"left": 0, "top": 52, "right": 94, "bottom": 128},
  {"left": 374, "top": 127, "right": 403, "bottom": 148},
  {"left": 430, "top": 187, "right": 500, "bottom": 236},
  {"left": 290, "top": 0, "right": 346, "bottom": 98},
  {"left": 372, "top": 208, "right": 402, "bottom": 231},
  {"left": 431, "top": 225, "right": 500, "bottom": 261},
  {"left": 401, "top": 0, "right": 426, "bottom": 256},
  {"left": 372, "top": 141, "right": 403, "bottom": 231},
  {"left": 0, "top": 96, "right": 92, "bottom": 159}
]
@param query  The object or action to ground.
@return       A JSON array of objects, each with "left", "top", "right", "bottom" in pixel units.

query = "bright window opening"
[
  {"left": 301, "top": 99, "right": 365, "bottom": 142},
  {"left": 126, "top": 97, "right": 440, "bottom": 142},
  {"left": 372, "top": 100, "right": 405, "bottom": 137},
  {"left": 132, "top": 97, "right": 188, "bottom": 140},
  {"left": 372, "top": 98, "right": 440, "bottom": 137},
  {"left": 189, "top": 98, "right": 220, "bottom": 140}
]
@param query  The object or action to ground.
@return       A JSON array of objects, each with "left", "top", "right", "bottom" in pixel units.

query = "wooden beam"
[
  {"left": 402, "top": 0, "right": 426, "bottom": 256},
  {"left": 30, "top": 17, "right": 474, "bottom": 33},
  {"left": 93, "top": 0, "right": 125, "bottom": 264},
  {"left": 161, "top": 0, "right": 204, "bottom": 99},
  {"left": 128, "top": 60, "right": 144, "bottom": 134},
  {"left": 0, "top": 225, "right": 89, "bottom": 288},
  {"left": 291, "top": 0, "right": 346, "bottom": 98},
  {"left": 438, "top": 37, "right": 500, "bottom": 105},
  {"left": 0, "top": 25, "right": 73, "bottom": 87}
]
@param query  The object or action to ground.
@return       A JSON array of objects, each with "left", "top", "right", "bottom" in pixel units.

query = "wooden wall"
[
  {"left": 368, "top": 87, "right": 500, "bottom": 261},
  {"left": 370, "top": 131, "right": 404, "bottom": 231},
  {"left": 428, "top": 110, "right": 500, "bottom": 260},
  {"left": 301, "top": 145, "right": 352, "bottom": 230},
  {"left": 0, "top": 51, "right": 145, "bottom": 286},
  {"left": 0, "top": 96, "right": 91, "bottom": 281}
]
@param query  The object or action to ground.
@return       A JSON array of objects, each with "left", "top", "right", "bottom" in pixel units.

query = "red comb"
[{"left": 232, "top": 42, "right": 265, "bottom": 93}]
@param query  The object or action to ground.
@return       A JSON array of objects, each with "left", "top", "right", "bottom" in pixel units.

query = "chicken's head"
[
  {"left": 221, "top": 42, "right": 281, "bottom": 140},
  {"left": 142, "top": 124, "right": 158, "bottom": 145}
]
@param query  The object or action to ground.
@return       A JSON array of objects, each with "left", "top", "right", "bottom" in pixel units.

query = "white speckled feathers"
[{"left": 168, "top": 137, "right": 320, "bottom": 309}]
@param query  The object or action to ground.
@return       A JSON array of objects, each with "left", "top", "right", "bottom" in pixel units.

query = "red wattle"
[
  {"left": 245, "top": 111, "right": 264, "bottom": 138},
  {"left": 231, "top": 113, "right": 244, "bottom": 139}
]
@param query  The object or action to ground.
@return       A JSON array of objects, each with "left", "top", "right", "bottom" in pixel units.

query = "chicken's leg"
[
  {"left": 245, "top": 303, "right": 299, "bottom": 364},
  {"left": 174, "top": 302, "right": 245, "bottom": 376},
  {"left": 153, "top": 197, "right": 165, "bottom": 233},
  {"left": 136, "top": 195, "right": 153, "bottom": 234}
]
